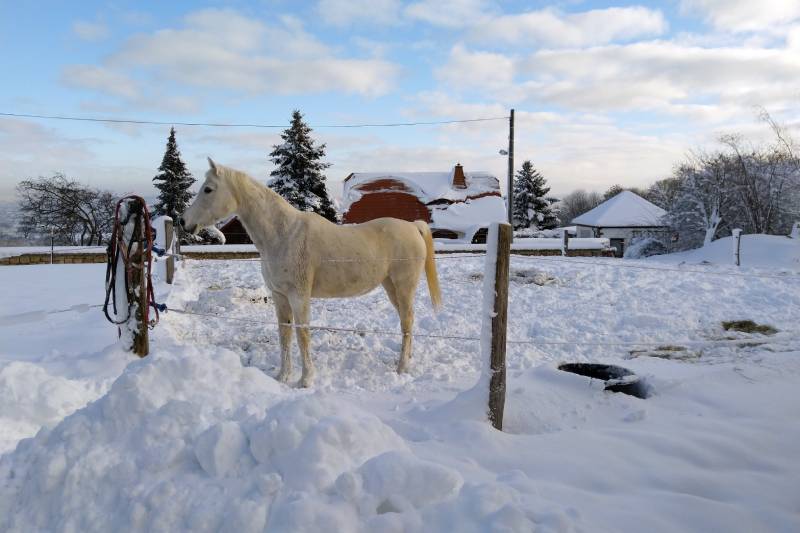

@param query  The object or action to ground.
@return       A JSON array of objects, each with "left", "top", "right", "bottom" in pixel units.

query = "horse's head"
[{"left": 180, "top": 158, "right": 238, "bottom": 234}]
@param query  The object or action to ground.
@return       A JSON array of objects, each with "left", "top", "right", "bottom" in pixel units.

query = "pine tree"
[
  {"left": 512, "top": 160, "right": 557, "bottom": 230},
  {"left": 268, "top": 110, "right": 337, "bottom": 222},
  {"left": 152, "top": 127, "right": 195, "bottom": 221}
]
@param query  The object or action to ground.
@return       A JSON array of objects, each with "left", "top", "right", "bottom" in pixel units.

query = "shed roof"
[
  {"left": 571, "top": 191, "right": 667, "bottom": 227},
  {"left": 342, "top": 169, "right": 499, "bottom": 210}
]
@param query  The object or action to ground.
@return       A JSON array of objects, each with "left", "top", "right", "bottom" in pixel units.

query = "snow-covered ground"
[
  {"left": 1, "top": 239, "right": 799, "bottom": 531},
  {"left": 0, "top": 245, "right": 106, "bottom": 258},
  {"left": 648, "top": 233, "right": 800, "bottom": 270}
]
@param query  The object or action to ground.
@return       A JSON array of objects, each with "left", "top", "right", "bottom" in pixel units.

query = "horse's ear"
[{"left": 207, "top": 157, "right": 217, "bottom": 174}]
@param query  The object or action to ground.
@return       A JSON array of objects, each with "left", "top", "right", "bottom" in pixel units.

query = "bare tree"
[
  {"left": 557, "top": 189, "right": 603, "bottom": 225},
  {"left": 722, "top": 133, "right": 799, "bottom": 235},
  {"left": 660, "top": 116, "right": 800, "bottom": 250},
  {"left": 16, "top": 174, "right": 116, "bottom": 245},
  {"left": 646, "top": 177, "right": 682, "bottom": 211}
]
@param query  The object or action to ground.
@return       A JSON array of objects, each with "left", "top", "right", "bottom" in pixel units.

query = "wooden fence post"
[
  {"left": 732, "top": 228, "right": 742, "bottom": 267},
  {"left": 106, "top": 197, "right": 152, "bottom": 357},
  {"left": 165, "top": 217, "right": 175, "bottom": 284},
  {"left": 128, "top": 201, "right": 149, "bottom": 357},
  {"left": 482, "top": 222, "right": 512, "bottom": 430},
  {"left": 561, "top": 228, "right": 570, "bottom": 256}
]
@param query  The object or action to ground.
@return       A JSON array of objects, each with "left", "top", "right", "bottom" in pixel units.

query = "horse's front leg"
[
  {"left": 289, "top": 292, "right": 315, "bottom": 388},
  {"left": 272, "top": 291, "right": 294, "bottom": 383}
]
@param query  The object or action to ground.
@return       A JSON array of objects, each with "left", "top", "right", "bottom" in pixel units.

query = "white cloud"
[
  {"left": 522, "top": 41, "right": 800, "bottom": 113},
  {"left": 61, "top": 66, "right": 202, "bottom": 114},
  {"left": 0, "top": 119, "right": 97, "bottom": 199},
  {"left": 681, "top": 0, "right": 800, "bottom": 32},
  {"left": 67, "top": 8, "right": 399, "bottom": 99},
  {"left": 435, "top": 45, "right": 515, "bottom": 91},
  {"left": 61, "top": 65, "right": 141, "bottom": 101},
  {"left": 475, "top": 6, "right": 667, "bottom": 47},
  {"left": 405, "top": 0, "right": 493, "bottom": 28},
  {"left": 317, "top": 0, "right": 401, "bottom": 27},
  {"left": 72, "top": 20, "right": 109, "bottom": 42},
  {"left": 437, "top": 38, "right": 800, "bottom": 122},
  {"left": 404, "top": 92, "right": 687, "bottom": 193}
]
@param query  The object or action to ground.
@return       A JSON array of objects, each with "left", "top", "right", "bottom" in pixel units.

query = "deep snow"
[{"left": 1, "top": 239, "right": 800, "bottom": 532}]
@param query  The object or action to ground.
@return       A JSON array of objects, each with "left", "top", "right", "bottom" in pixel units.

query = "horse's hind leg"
[
  {"left": 384, "top": 278, "right": 414, "bottom": 373},
  {"left": 289, "top": 292, "right": 315, "bottom": 388},
  {"left": 273, "top": 291, "right": 293, "bottom": 383}
]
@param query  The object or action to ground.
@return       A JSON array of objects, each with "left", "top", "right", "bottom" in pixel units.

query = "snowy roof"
[
  {"left": 571, "top": 191, "right": 667, "bottom": 227},
  {"left": 342, "top": 168, "right": 499, "bottom": 211},
  {"left": 430, "top": 195, "right": 507, "bottom": 241}
]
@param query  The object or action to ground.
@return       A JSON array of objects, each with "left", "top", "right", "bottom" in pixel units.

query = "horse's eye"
[{"left": 204, "top": 187, "right": 213, "bottom": 194}]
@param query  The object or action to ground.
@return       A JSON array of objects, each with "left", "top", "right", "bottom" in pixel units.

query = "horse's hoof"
[
  {"left": 276, "top": 370, "right": 292, "bottom": 383},
  {"left": 299, "top": 375, "right": 314, "bottom": 388},
  {"left": 396, "top": 363, "right": 410, "bottom": 374}
]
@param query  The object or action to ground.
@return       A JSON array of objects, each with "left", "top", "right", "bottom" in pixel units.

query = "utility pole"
[{"left": 507, "top": 109, "right": 514, "bottom": 225}]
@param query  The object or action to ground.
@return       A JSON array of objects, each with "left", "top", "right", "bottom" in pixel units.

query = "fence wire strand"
[
  {"left": 165, "top": 307, "right": 799, "bottom": 349},
  {"left": 523, "top": 256, "right": 798, "bottom": 280},
  {"left": 183, "top": 252, "right": 798, "bottom": 279}
]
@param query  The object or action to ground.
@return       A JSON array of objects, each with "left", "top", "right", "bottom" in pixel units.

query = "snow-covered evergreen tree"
[
  {"left": 511, "top": 160, "right": 557, "bottom": 230},
  {"left": 268, "top": 110, "right": 337, "bottom": 222},
  {"left": 152, "top": 127, "right": 195, "bottom": 221}
]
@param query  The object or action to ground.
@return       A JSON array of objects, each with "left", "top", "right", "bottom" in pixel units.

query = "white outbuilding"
[{"left": 571, "top": 191, "right": 668, "bottom": 257}]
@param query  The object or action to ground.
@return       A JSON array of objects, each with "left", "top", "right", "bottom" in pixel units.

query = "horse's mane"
[
  {"left": 211, "top": 162, "right": 253, "bottom": 184},
  {"left": 212, "top": 162, "right": 293, "bottom": 211}
]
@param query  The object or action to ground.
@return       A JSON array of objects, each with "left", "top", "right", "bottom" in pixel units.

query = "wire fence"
[
  {"left": 194, "top": 251, "right": 799, "bottom": 280},
  {"left": 523, "top": 256, "right": 799, "bottom": 280},
  {"left": 160, "top": 307, "right": 798, "bottom": 349},
  {"left": 4, "top": 244, "right": 797, "bottom": 358},
  {"left": 4, "top": 303, "right": 797, "bottom": 351}
]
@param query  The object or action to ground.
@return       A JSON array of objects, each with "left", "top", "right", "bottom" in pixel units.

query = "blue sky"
[{"left": 1, "top": 0, "right": 799, "bottom": 201}]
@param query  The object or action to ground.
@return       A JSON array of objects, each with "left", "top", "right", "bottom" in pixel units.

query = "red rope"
[{"left": 104, "top": 196, "right": 160, "bottom": 328}]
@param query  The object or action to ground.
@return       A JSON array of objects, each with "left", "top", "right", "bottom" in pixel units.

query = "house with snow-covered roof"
[
  {"left": 572, "top": 190, "right": 668, "bottom": 257},
  {"left": 341, "top": 164, "right": 507, "bottom": 243}
]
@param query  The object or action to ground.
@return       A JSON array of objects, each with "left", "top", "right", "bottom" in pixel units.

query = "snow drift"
[{"left": 0, "top": 347, "right": 535, "bottom": 532}]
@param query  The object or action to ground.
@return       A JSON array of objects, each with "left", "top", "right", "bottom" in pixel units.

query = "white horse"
[{"left": 181, "top": 159, "right": 441, "bottom": 387}]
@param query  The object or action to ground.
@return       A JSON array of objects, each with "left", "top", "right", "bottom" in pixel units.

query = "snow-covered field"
[{"left": 1, "top": 236, "right": 799, "bottom": 531}]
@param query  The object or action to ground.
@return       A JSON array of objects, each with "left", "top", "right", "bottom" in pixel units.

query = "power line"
[{"left": 0, "top": 111, "right": 509, "bottom": 129}]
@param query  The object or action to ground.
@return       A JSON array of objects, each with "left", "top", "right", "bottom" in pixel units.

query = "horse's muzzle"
[{"left": 179, "top": 217, "right": 198, "bottom": 234}]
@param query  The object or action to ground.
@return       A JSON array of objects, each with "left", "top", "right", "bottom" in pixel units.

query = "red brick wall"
[
  {"left": 343, "top": 192, "right": 431, "bottom": 224},
  {"left": 343, "top": 179, "right": 432, "bottom": 224}
]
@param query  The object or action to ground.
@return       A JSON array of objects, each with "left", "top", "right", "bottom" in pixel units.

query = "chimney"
[{"left": 452, "top": 163, "right": 467, "bottom": 189}]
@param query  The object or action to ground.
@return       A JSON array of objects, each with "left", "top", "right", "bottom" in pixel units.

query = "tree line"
[
  {"left": 517, "top": 113, "right": 800, "bottom": 251},
  {"left": 13, "top": 109, "right": 798, "bottom": 251},
  {"left": 653, "top": 122, "right": 799, "bottom": 249},
  {"left": 14, "top": 110, "right": 338, "bottom": 246}
]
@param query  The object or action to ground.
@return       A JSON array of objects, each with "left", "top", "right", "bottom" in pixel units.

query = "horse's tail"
[{"left": 414, "top": 220, "right": 441, "bottom": 312}]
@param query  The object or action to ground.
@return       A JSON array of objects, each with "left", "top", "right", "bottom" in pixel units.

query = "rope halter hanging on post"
[{"left": 103, "top": 196, "right": 162, "bottom": 342}]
